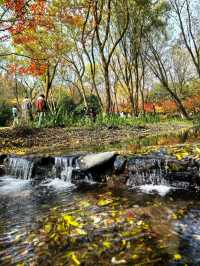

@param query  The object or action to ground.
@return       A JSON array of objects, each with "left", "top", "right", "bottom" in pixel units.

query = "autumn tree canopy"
[{"left": 0, "top": 0, "right": 199, "bottom": 118}]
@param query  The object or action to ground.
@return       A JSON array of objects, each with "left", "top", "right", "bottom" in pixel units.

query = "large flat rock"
[{"left": 78, "top": 152, "right": 117, "bottom": 171}]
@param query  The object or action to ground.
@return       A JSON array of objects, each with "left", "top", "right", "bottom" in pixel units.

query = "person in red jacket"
[{"left": 35, "top": 94, "right": 47, "bottom": 127}]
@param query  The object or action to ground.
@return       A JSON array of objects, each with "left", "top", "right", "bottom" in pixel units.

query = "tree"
[
  {"left": 170, "top": 0, "right": 200, "bottom": 78},
  {"left": 89, "top": 0, "right": 129, "bottom": 113},
  {"left": 144, "top": 35, "right": 190, "bottom": 119}
]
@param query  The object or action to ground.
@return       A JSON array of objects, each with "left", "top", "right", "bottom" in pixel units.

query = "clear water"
[{"left": 0, "top": 175, "right": 200, "bottom": 265}]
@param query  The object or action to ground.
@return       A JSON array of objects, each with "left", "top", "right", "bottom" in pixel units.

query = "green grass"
[{"left": 5, "top": 112, "right": 193, "bottom": 130}]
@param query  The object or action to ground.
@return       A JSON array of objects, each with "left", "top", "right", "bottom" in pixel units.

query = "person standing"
[
  {"left": 21, "top": 96, "right": 32, "bottom": 125},
  {"left": 35, "top": 94, "right": 47, "bottom": 127},
  {"left": 12, "top": 105, "right": 19, "bottom": 127}
]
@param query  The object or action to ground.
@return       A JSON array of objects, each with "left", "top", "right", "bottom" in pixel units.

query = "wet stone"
[
  {"left": 113, "top": 156, "right": 127, "bottom": 174},
  {"left": 126, "top": 154, "right": 200, "bottom": 188},
  {"left": 0, "top": 154, "right": 7, "bottom": 164},
  {"left": 0, "top": 165, "right": 5, "bottom": 176}
]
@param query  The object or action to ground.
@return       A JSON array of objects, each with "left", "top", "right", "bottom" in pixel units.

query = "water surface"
[{"left": 0, "top": 176, "right": 200, "bottom": 265}]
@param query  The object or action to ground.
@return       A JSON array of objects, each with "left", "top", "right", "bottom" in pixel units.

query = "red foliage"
[
  {"left": 2, "top": 0, "right": 46, "bottom": 37},
  {"left": 143, "top": 103, "right": 155, "bottom": 113},
  {"left": 5, "top": 0, "right": 25, "bottom": 15},
  {"left": 9, "top": 62, "right": 47, "bottom": 76}
]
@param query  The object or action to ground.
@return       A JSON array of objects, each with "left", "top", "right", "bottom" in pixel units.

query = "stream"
[{"left": 0, "top": 129, "right": 200, "bottom": 265}]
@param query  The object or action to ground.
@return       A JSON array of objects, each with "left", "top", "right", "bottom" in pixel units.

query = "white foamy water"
[
  {"left": 0, "top": 176, "right": 30, "bottom": 196},
  {"left": 43, "top": 178, "right": 75, "bottom": 190},
  {"left": 138, "top": 184, "right": 172, "bottom": 196}
]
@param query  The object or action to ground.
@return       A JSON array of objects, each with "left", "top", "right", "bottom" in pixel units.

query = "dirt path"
[{"left": 0, "top": 122, "right": 192, "bottom": 155}]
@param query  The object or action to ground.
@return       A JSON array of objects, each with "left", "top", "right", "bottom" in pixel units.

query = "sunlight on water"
[{"left": 138, "top": 184, "right": 172, "bottom": 196}]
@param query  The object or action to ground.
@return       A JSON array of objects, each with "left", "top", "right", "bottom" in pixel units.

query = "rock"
[
  {"left": 0, "top": 154, "right": 7, "bottom": 164},
  {"left": 126, "top": 154, "right": 200, "bottom": 187},
  {"left": 78, "top": 152, "right": 117, "bottom": 171},
  {"left": 0, "top": 165, "right": 5, "bottom": 176},
  {"left": 127, "top": 156, "right": 164, "bottom": 172},
  {"left": 31, "top": 156, "right": 55, "bottom": 179},
  {"left": 3, "top": 155, "right": 55, "bottom": 180},
  {"left": 113, "top": 156, "right": 127, "bottom": 174}
]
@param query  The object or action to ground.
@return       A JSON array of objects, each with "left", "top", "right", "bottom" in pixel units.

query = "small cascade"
[
  {"left": 54, "top": 157, "right": 80, "bottom": 183},
  {"left": 127, "top": 157, "right": 169, "bottom": 187},
  {"left": 6, "top": 158, "right": 34, "bottom": 180}
]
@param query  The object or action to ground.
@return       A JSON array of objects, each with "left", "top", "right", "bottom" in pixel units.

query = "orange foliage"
[
  {"left": 143, "top": 103, "right": 155, "bottom": 113},
  {"left": 9, "top": 62, "right": 47, "bottom": 76},
  {"left": 184, "top": 95, "right": 200, "bottom": 112},
  {"left": 159, "top": 100, "right": 177, "bottom": 113}
]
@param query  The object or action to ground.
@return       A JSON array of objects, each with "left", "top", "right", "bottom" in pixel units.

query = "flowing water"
[
  {"left": 0, "top": 173, "right": 200, "bottom": 265},
  {"left": 1, "top": 129, "right": 200, "bottom": 265}
]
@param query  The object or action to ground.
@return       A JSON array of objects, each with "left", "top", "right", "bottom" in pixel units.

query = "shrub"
[{"left": 0, "top": 101, "right": 12, "bottom": 126}]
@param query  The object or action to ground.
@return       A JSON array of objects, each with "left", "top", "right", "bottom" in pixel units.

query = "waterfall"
[
  {"left": 6, "top": 158, "right": 34, "bottom": 180},
  {"left": 127, "top": 157, "right": 169, "bottom": 187},
  {"left": 54, "top": 157, "right": 80, "bottom": 183}
]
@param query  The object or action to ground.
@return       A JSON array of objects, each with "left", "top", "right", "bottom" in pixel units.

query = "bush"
[{"left": 0, "top": 101, "right": 12, "bottom": 126}]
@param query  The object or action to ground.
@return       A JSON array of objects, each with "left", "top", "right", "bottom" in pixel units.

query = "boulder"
[{"left": 78, "top": 152, "right": 117, "bottom": 171}]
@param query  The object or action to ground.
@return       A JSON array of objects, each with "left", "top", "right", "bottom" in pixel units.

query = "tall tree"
[
  {"left": 90, "top": 0, "right": 129, "bottom": 113},
  {"left": 170, "top": 0, "right": 200, "bottom": 78}
]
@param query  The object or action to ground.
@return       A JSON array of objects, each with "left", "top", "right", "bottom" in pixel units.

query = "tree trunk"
[
  {"left": 164, "top": 83, "right": 190, "bottom": 120},
  {"left": 104, "top": 66, "right": 112, "bottom": 113}
]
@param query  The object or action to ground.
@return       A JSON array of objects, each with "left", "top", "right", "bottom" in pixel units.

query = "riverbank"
[{"left": 0, "top": 120, "right": 192, "bottom": 155}]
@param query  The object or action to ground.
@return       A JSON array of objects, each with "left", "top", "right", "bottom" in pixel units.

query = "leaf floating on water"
[
  {"left": 171, "top": 213, "right": 178, "bottom": 220},
  {"left": 97, "top": 198, "right": 113, "bottom": 207},
  {"left": 111, "top": 257, "right": 126, "bottom": 264},
  {"left": 126, "top": 210, "right": 135, "bottom": 219},
  {"left": 175, "top": 151, "right": 189, "bottom": 160},
  {"left": 44, "top": 223, "right": 52, "bottom": 233},
  {"left": 173, "top": 254, "right": 182, "bottom": 261},
  {"left": 194, "top": 147, "right": 200, "bottom": 154},
  {"left": 62, "top": 214, "right": 80, "bottom": 227},
  {"left": 79, "top": 200, "right": 91, "bottom": 208},
  {"left": 103, "top": 241, "right": 111, "bottom": 249},
  {"left": 75, "top": 228, "right": 87, "bottom": 236},
  {"left": 132, "top": 254, "right": 139, "bottom": 260},
  {"left": 67, "top": 252, "right": 80, "bottom": 265}
]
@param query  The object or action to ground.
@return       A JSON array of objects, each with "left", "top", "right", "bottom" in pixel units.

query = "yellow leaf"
[
  {"left": 103, "top": 241, "right": 111, "bottom": 249},
  {"left": 44, "top": 223, "right": 52, "bottom": 233},
  {"left": 132, "top": 254, "right": 139, "bottom": 260},
  {"left": 173, "top": 254, "right": 182, "bottom": 261},
  {"left": 97, "top": 198, "right": 113, "bottom": 207},
  {"left": 62, "top": 215, "right": 80, "bottom": 227},
  {"left": 172, "top": 213, "right": 177, "bottom": 220},
  {"left": 75, "top": 228, "right": 87, "bottom": 235},
  {"left": 175, "top": 151, "right": 188, "bottom": 160},
  {"left": 70, "top": 252, "right": 80, "bottom": 265},
  {"left": 194, "top": 147, "right": 200, "bottom": 154}
]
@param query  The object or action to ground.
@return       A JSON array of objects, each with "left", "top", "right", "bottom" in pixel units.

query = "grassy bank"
[{"left": 0, "top": 118, "right": 193, "bottom": 156}]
